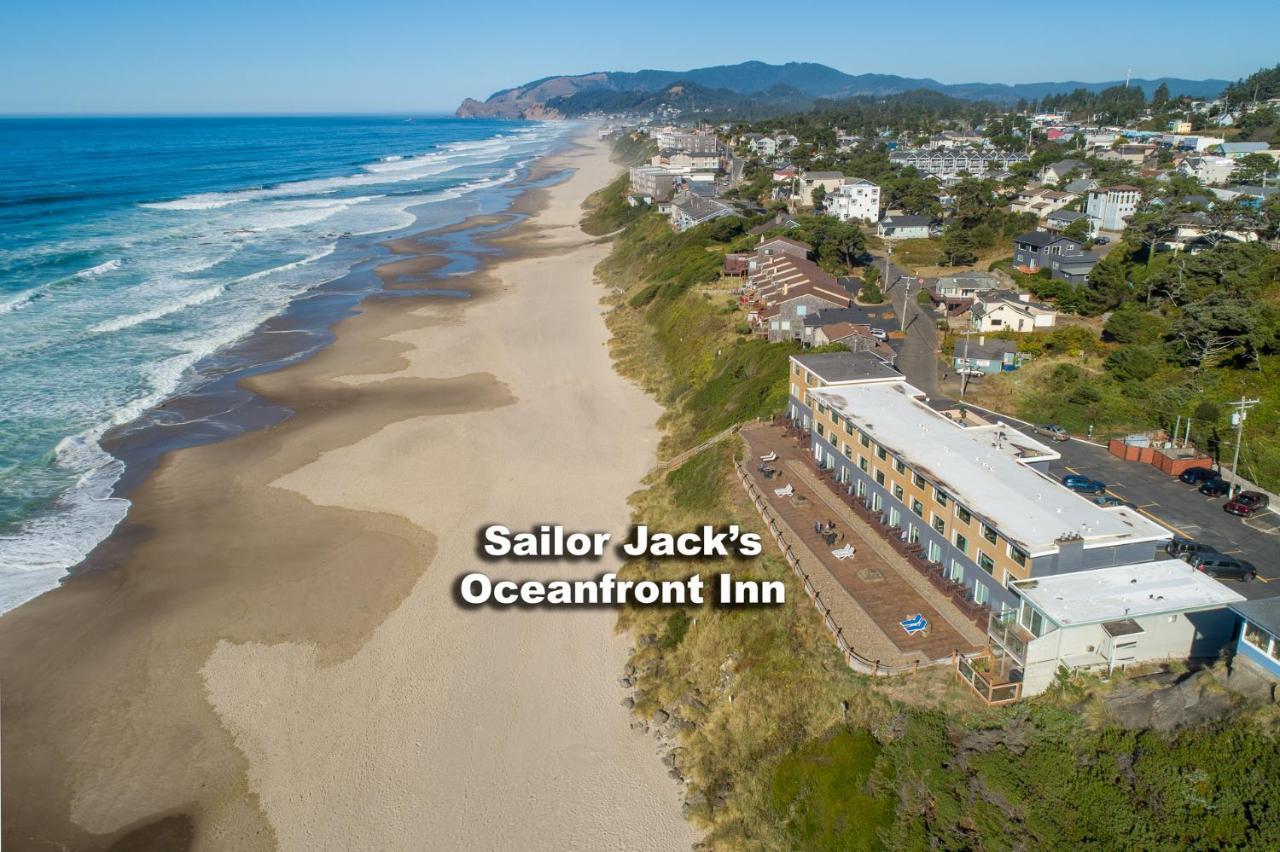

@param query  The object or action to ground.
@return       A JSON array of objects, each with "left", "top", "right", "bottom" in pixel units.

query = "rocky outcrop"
[{"left": 455, "top": 72, "right": 611, "bottom": 119}]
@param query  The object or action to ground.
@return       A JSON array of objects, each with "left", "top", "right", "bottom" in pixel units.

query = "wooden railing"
[{"left": 734, "top": 458, "right": 939, "bottom": 678}]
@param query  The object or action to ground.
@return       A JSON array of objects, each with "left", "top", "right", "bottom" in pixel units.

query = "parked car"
[
  {"left": 1034, "top": 424, "right": 1070, "bottom": 442},
  {"left": 1198, "top": 477, "right": 1231, "bottom": 497},
  {"left": 1189, "top": 552, "right": 1258, "bottom": 582},
  {"left": 1166, "top": 537, "right": 1218, "bottom": 561},
  {"left": 869, "top": 327, "right": 888, "bottom": 341},
  {"left": 1225, "top": 491, "right": 1270, "bottom": 517},
  {"left": 1092, "top": 495, "right": 1135, "bottom": 509},
  {"left": 1094, "top": 235, "right": 1111, "bottom": 245},
  {"left": 1062, "top": 474, "right": 1106, "bottom": 494},
  {"left": 1179, "top": 466, "right": 1217, "bottom": 485}
]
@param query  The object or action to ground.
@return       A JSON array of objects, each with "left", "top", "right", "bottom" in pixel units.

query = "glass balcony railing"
[{"left": 987, "top": 609, "right": 1034, "bottom": 664}]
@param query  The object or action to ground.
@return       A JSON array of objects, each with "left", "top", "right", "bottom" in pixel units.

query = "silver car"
[{"left": 1035, "top": 424, "right": 1069, "bottom": 442}]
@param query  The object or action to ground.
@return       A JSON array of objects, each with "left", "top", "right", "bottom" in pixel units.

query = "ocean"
[{"left": 0, "top": 115, "right": 569, "bottom": 611}]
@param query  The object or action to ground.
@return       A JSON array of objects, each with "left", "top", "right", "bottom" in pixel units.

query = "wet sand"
[{"left": 0, "top": 134, "right": 694, "bottom": 850}]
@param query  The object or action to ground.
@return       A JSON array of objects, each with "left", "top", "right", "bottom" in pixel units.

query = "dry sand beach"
[{"left": 0, "top": 134, "right": 696, "bottom": 850}]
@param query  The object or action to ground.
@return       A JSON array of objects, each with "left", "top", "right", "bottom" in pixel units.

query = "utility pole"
[{"left": 1227, "top": 398, "right": 1260, "bottom": 497}]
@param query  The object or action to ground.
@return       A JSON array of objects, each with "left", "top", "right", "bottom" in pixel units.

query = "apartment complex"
[
  {"left": 889, "top": 148, "right": 1029, "bottom": 178},
  {"left": 787, "top": 353, "right": 1172, "bottom": 614},
  {"left": 628, "top": 165, "right": 676, "bottom": 201}
]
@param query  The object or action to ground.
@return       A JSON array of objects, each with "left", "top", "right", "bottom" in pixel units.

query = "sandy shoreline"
[{"left": 0, "top": 134, "right": 695, "bottom": 850}]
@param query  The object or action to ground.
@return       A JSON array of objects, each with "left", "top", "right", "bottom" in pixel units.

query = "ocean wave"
[
  {"left": 234, "top": 244, "right": 338, "bottom": 283},
  {"left": 0, "top": 258, "right": 121, "bottom": 314},
  {"left": 89, "top": 283, "right": 225, "bottom": 333}
]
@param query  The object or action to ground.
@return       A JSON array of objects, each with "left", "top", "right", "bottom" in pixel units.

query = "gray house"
[
  {"left": 953, "top": 336, "right": 1020, "bottom": 375},
  {"left": 877, "top": 215, "right": 937, "bottom": 240},
  {"left": 1012, "top": 231, "right": 1099, "bottom": 282}
]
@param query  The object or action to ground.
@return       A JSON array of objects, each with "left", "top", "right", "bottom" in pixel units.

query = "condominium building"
[
  {"left": 787, "top": 353, "right": 1172, "bottom": 614},
  {"left": 889, "top": 148, "right": 1029, "bottom": 178},
  {"left": 1085, "top": 185, "right": 1142, "bottom": 232},
  {"left": 628, "top": 165, "right": 676, "bottom": 202},
  {"left": 826, "top": 179, "right": 881, "bottom": 223}
]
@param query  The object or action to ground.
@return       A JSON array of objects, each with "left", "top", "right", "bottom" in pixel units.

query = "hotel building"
[{"left": 786, "top": 352, "right": 1172, "bottom": 614}]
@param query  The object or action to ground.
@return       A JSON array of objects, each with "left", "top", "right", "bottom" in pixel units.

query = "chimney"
[{"left": 1019, "top": 293, "right": 1031, "bottom": 303}]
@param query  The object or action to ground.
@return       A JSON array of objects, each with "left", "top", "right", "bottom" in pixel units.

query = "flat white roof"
[
  {"left": 1015, "top": 559, "right": 1245, "bottom": 626},
  {"left": 813, "top": 381, "right": 1172, "bottom": 553}
]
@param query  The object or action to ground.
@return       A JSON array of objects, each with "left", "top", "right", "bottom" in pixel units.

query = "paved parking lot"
[{"left": 968, "top": 406, "right": 1280, "bottom": 599}]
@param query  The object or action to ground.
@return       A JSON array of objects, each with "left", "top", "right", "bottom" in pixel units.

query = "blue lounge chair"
[{"left": 900, "top": 614, "right": 928, "bottom": 635}]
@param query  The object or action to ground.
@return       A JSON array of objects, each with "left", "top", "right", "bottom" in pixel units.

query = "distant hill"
[{"left": 455, "top": 61, "right": 1230, "bottom": 118}]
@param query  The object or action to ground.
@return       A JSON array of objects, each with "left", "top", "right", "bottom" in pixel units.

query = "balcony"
[
  {"left": 956, "top": 651, "right": 1023, "bottom": 704},
  {"left": 987, "top": 609, "right": 1034, "bottom": 665}
]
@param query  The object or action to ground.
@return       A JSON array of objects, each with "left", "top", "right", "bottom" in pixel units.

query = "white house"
[
  {"left": 796, "top": 171, "right": 847, "bottom": 207},
  {"left": 987, "top": 559, "right": 1243, "bottom": 697},
  {"left": 876, "top": 215, "right": 935, "bottom": 240},
  {"left": 1179, "top": 155, "right": 1238, "bottom": 186},
  {"left": 827, "top": 179, "right": 881, "bottom": 223},
  {"left": 1085, "top": 185, "right": 1141, "bottom": 233},
  {"left": 972, "top": 292, "right": 1057, "bottom": 332},
  {"left": 668, "top": 193, "right": 734, "bottom": 233}
]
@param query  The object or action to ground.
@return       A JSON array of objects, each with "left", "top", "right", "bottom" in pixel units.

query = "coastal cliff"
[{"left": 455, "top": 72, "right": 613, "bottom": 118}]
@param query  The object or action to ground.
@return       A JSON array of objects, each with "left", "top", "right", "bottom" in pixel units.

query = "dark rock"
[{"left": 653, "top": 709, "right": 670, "bottom": 724}]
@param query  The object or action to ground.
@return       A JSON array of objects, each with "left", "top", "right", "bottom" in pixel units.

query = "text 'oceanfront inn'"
[{"left": 786, "top": 352, "right": 1173, "bottom": 614}]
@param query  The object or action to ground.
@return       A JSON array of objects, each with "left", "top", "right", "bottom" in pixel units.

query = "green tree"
[
  {"left": 1061, "top": 216, "right": 1091, "bottom": 243},
  {"left": 859, "top": 264, "right": 885, "bottom": 303},
  {"left": 1104, "top": 345, "right": 1161, "bottom": 381},
  {"left": 1233, "top": 153, "right": 1278, "bottom": 185},
  {"left": 939, "top": 224, "right": 977, "bottom": 266},
  {"left": 1104, "top": 307, "right": 1169, "bottom": 344},
  {"left": 1153, "top": 82, "right": 1170, "bottom": 108}
]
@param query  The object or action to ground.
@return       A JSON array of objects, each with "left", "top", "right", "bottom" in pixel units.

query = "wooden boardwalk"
[{"left": 743, "top": 423, "right": 983, "bottom": 660}]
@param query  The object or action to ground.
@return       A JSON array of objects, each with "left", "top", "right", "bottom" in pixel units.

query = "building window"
[
  {"left": 932, "top": 516, "right": 945, "bottom": 535},
  {"left": 956, "top": 506, "right": 971, "bottom": 524},
  {"left": 859, "top": 457, "right": 869, "bottom": 472},
  {"left": 954, "top": 532, "right": 968, "bottom": 554},
  {"left": 875, "top": 470, "right": 886, "bottom": 486},
  {"left": 860, "top": 433, "right": 870, "bottom": 448},
  {"left": 1243, "top": 622, "right": 1273, "bottom": 655},
  {"left": 912, "top": 499, "right": 925, "bottom": 517},
  {"left": 876, "top": 446, "right": 887, "bottom": 460},
  {"left": 982, "top": 524, "right": 998, "bottom": 545},
  {"left": 894, "top": 459, "right": 906, "bottom": 474},
  {"left": 793, "top": 364, "right": 802, "bottom": 375},
  {"left": 817, "top": 402, "right": 826, "bottom": 415},
  {"left": 974, "top": 582, "right": 989, "bottom": 606},
  {"left": 949, "top": 560, "right": 965, "bottom": 583},
  {"left": 843, "top": 420, "right": 853, "bottom": 435},
  {"left": 816, "top": 423, "right": 824, "bottom": 437},
  {"left": 935, "top": 489, "right": 948, "bottom": 506},
  {"left": 893, "top": 484, "right": 904, "bottom": 501},
  {"left": 1009, "top": 546, "right": 1027, "bottom": 567},
  {"left": 978, "top": 552, "right": 995, "bottom": 574},
  {"left": 843, "top": 445, "right": 852, "bottom": 459},
  {"left": 913, "top": 473, "right": 926, "bottom": 489}
]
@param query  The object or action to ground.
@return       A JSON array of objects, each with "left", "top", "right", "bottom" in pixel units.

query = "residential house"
[
  {"left": 723, "top": 236, "right": 812, "bottom": 276},
  {"left": 655, "top": 128, "right": 719, "bottom": 154},
  {"left": 1179, "top": 155, "right": 1238, "bottom": 185},
  {"left": 988, "top": 560, "right": 1242, "bottom": 697},
  {"left": 1169, "top": 119, "right": 1193, "bottom": 134},
  {"left": 652, "top": 149, "right": 720, "bottom": 177},
  {"left": 1012, "top": 231, "right": 1100, "bottom": 283},
  {"left": 1098, "top": 143, "right": 1156, "bottom": 167},
  {"left": 788, "top": 361, "right": 1172, "bottom": 616},
  {"left": 827, "top": 179, "right": 881, "bottom": 223},
  {"left": 1038, "top": 159, "right": 1091, "bottom": 185},
  {"left": 952, "top": 336, "right": 1020, "bottom": 374},
  {"left": 796, "top": 171, "right": 847, "bottom": 207},
  {"left": 1229, "top": 597, "right": 1280, "bottom": 687},
  {"left": 1043, "top": 209, "right": 1088, "bottom": 234},
  {"left": 972, "top": 292, "right": 1057, "bottom": 332},
  {"left": 745, "top": 135, "right": 779, "bottom": 158},
  {"left": 877, "top": 215, "right": 936, "bottom": 240},
  {"left": 748, "top": 211, "right": 801, "bottom": 235},
  {"left": 1010, "top": 188, "right": 1078, "bottom": 219},
  {"left": 1064, "top": 177, "right": 1100, "bottom": 195},
  {"left": 935, "top": 271, "right": 999, "bottom": 301},
  {"left": 1215, "top": 141, "right": 1270, "bottom": 159},
  {"left": 668, "top": 192, "right": 734, "bottom": 232},
  {"left": 809, "top": 321, "right": 897, "bottom": 363},
  {"left": 1085, "top": 185, "right": 1141, "bottom": 232}
]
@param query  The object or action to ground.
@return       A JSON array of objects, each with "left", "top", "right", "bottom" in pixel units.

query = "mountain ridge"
[{"left": 455, "top": 60, "right": 1230, "bottom": 118}]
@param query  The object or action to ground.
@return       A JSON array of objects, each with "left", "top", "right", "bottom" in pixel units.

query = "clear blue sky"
[{"left": 2, "top": 0, "right": 1275, "bottom": 114}]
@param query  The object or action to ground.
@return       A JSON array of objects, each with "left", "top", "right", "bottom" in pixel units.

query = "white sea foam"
[
  {"left": 0, "top": 259, "right": 122, "bottom": 314},
  {"left": 89, "top": 283, "right": 225, "bottom": 333}
]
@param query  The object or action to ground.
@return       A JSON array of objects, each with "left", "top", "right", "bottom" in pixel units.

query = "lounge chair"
[
  {"left": 899, "top": 614, "right": 929, "bottom": 635},
  {"left": 774, "top": 484, "right": 794, "bottom": 497},
  {"left": 759, "top": 451, "right": 778, "bottom": 462},
  {"left": 831, "top": 544, "right": 856, "bottom": 560}
]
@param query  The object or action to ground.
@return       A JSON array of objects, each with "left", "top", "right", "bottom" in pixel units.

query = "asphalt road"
[{"left": 967, "top": 406, "right": 1280, "bottom": 599}]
